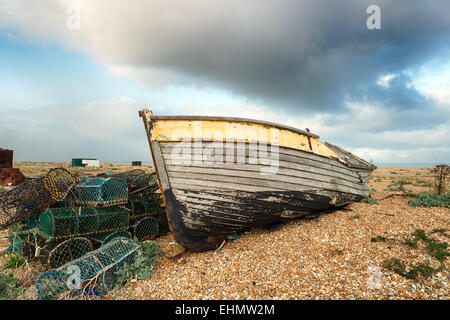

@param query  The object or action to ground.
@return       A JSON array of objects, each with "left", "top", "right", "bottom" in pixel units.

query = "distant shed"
[
  {"left": 0, "top": 149, "right": 13, "bottom": 168},
  {"left": 132, "top": 161, "right": 142, "bottom": 166},
  {"left": 72, "top": 158, "right": 99, "bottom": 167}
]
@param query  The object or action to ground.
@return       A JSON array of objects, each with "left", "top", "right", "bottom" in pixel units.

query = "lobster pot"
[
  {"left": 74, "top": 177, "right": 128, "bottom": 207},
  {"left": 133, "top": 217, "right": 159, "bottom": 241},
  {"left": 111, "top": 170, "right": 158, "bottom": 192},
  {"left": 9, "top": 215, "right": 39, "bottom": 236},
  {"left": 37, "top": 206, "right": 130, "bottom": 240},
  {"left": 36, "top": 237, "right": 141, "bottom": 300},
  {"left": 133, "top": 215, "right": 169, "bottom": 241},
  {"left": 90, "top": 230, "right": 132, "bottom": 245},
  {"left": 0, "top": 168, "right": 78, "bottom": 229},
  {"left": 48, "top": 237, "right": 93, "bottom": 269},
  {"left": 127, "top": 187, "right": 165, "bottom": 221},
  {"left": 8, "top": 232, "right": 47, "bottom": 260}
]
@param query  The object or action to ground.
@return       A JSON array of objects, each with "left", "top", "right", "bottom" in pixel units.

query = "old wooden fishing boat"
[{"left": 139, "top": 109, "right": 375, "bottom": 252}]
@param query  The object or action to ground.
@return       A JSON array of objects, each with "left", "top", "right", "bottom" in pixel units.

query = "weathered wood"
[
  {"left": 324, "top": 142, "right": 375, "bottom": 169},
  {"left": 173, "top": 188, "right": 339, "bottom": 210},
  {"left": 150, "top": 115, "right": 319, "bottom": 138},
  {"left": 168, "top": 188, "right": 360, "bottom": 250},
  {"left": 139, "top": 109, "right": 375, "bottom": 252},
  {"left": 165, "top": 157, "right": 361, "bottom": 184},
  {"left": 160, "top": 142, "right": 363, "bottom": 180},
  {"left": 173, "top": 190, "right": 333, "bottom": 215},
  {"left": 171, "top": 180, "right": 286, "bottom": 193},
  {"left": 166, "top": 164, "right": 367, "bottom": 191},
  {"left": 168, "top": 171, "right": 366, "bottom": 195},
  {"left": 151, "top": 141, "right": 171, "bottom": 190}
]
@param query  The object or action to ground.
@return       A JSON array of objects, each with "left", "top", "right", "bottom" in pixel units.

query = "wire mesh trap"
[
  {"left": 127, "top": 187, "right": 165, "bottom": 221},
  {"left": 48, "top": 237, "right": 93, "bottom": 269},
  {"left": 35, "top": 237, "right": 141, "bottom": 300},
  {"left": 37, "top": 206, "right": 130, "bottom": 240},
  {"left": 0, "top": 168, "right": 79, "bottom": 230},
  {"left": 133, "top": 217, "right": 159, "bottom": 241},
  {"left": 74, "top": 177, "right": 128, "bottom": 207},
  {"left": 132, "top": 214, "right": 169, "bottom": 241},
  {"left": 157, "top": 214, "right": 170, "bottom": 235},
  {"left": 8, "top": 233, "right": 45, "bottom": 260},
  {"left": 8, "top": 215, "right": 38, "bottom": 236},
  {"left": 110, "top": 170, "right": 158, "bottom": 193},
  {"left": 90, "top": 230, "right": 132, "bottom": 245}
]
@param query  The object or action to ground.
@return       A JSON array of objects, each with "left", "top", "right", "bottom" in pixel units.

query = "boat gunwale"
[{"left": 150, "top": 115, "right": 320, "bottom": 139}]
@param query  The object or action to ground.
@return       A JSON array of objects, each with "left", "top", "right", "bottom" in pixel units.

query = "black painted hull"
[{"left": 164, "top": 188, "right": 362, "bottom": 252}]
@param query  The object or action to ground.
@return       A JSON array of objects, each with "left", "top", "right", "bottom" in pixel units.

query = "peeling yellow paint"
[{"left": 150, "top": 119, "right": 339, "bottom": 159}]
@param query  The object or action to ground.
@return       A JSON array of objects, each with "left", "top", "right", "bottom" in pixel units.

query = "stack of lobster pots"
[{"left": 1, "top": 168, "right": 167, "bottom": 270}]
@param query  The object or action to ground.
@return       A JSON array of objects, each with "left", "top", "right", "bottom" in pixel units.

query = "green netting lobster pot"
[
  {"left": 8, "top": 232, "right": 46, "bottom": 259},
  {"left": 74, "top": 177, "right": 128, "bottom": 207},
  {"left": 90, "top": 230, "right": 132, "bottom": 245},
  {"left": 112, "top": 170, "right": 158, "bottom": 192},
  {"left": 48, "top": 237, "right": 93, "bottom": 269},
  {"left": 8, "top": 215, "right": 47, "bottom": 259},
  {"left": 37, "top": 206, "right": 130, "bottom": 240},
  {"left": 9, "top": 215, "right": 39, "bottom": 236},
  {"left": 8, "top": 234, "right": 25, "bottom": 255},
  {"left": 0, "top": 168, "right": 79, "bottom": 230},
  {"left": 128, "top": 187, "right": 165, "bottom": 221},
  {"left": 133, "top": 217, "right": 159, "bottom": 241},
  {"left": 35, "top": 237, "right": 141, "bottom": 300}
]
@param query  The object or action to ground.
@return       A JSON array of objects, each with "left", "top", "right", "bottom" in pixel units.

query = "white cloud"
[
  {"left": 0, "top": 96, "right": 151, "bottom": 162},
  {"left": 376, "top": 74, "right": 397, "bottom": 88},
  {"left": 351, "top": 146, "right": 450, "bottom": 164},
  {"left": 418, "top": 85, "right": 450, "bottom": 104}
]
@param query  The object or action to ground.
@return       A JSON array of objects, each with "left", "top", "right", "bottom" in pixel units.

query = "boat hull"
[{"left": 139, "top": 110, "right": 375, "bottom": 251}]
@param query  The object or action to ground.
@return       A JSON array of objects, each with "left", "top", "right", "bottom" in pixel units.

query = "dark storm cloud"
[
  {"left": 2, "top": 0, "right": 449, "bottom": 114},
  {"left": 114, "top": 0, "right": 450, "bottom": 114}
]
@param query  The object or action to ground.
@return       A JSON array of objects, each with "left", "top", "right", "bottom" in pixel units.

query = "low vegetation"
[
  {"left": 0, "top": 273, "right": 25, "bottom": 300},
  {"left": 383, "top": 258, "right": 442, "bottom": 279},
  {"left": 115, "top": 241, "right": 163, "bottom": 288},
  {"left": 412, "top": 179, "right": 434, "bottom": 188},
  {"left": 407, "top": 192, "right": 450, "bottom": 208},
  {"left": 361, "top": 194, "right": 378, "bottom": 205},
  {"left": 377, "top": 229, "right": 449, "bottom": 280},
  {"left": 3, "top": 254, "right": 25, "bottom": 270},
  {"left": 370, "top": 235, "right": 388, "bottom": 243}
]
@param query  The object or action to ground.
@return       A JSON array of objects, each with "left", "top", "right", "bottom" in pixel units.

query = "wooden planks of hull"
[
  {"left": 165, "top": 188, "right": 362, "bottom": 251},
  {"left": 160, "top": 142, "right": 366, "bottom": 181},
  {"left": 138, "top": 110, "right": 375, "bottom": 252},
  {"left": 161, "top": 141, "right": 356, "bottom": 170},
  {"left": 160, "top": 141, "right": 369, "bottom": 196}
]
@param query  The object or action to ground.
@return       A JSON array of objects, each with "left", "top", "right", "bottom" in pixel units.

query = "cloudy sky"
[{"left": 0, "top": 0, "right": 449, "bottom": 165}]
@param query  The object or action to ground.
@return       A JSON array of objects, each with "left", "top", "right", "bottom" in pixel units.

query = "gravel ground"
[
  {"left": 107, "top": 167, "right": 449, "bottom": 300},
  {"left": 1, "top": 167, "right": 448, "bottom": 300}
]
